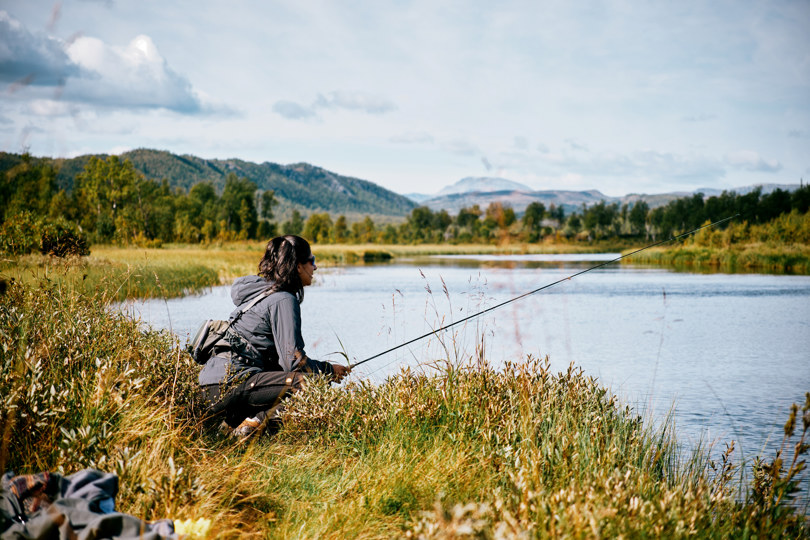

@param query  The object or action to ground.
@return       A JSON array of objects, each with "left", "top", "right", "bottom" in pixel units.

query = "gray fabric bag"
[{"left": 187, "top": 290, "right": 270, "bottom": 365}]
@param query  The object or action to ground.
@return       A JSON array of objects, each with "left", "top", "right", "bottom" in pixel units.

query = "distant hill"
[
  {"left": 412, "top": 178, "right": 803, "bottom": 215},
  {"left": 437, "top": 176, "right": 532, "bottom": 196},
  {"left": 0, "top": 149, "right": 417, "bottom": 221},
  {"left": 422, "top": 189, "right": 613, "bottom": 216},
  {"left": 695, "top": 183, "right": 801, "bottom": 197}
]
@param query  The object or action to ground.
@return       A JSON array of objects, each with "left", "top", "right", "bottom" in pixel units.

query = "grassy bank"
[
  {"left": 625, "top": 210, "right": 810, "bottom": 273},
  {"left": 2, "top": 275, "right": 808, "bottom": 537},
  {"left": 1, "top": 251, "right": 221, "bottom": 301},
  {"left": 1, "top": 240, "right": 637, "bottom": 301},
  {"left": 93, "top": 240, "right": 632, "bottom": 268},
  {"left": 623, "top": 244, "right": 810, "bottom": 274}
]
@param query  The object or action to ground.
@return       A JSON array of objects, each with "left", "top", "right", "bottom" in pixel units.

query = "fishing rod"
[{"left": 350, "top": 214, "right": 739, "bottom": 369}]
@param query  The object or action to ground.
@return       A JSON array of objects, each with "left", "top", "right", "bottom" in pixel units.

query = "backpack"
[{"left": 187, "top": 290, "right": 271, "bottom": 364}]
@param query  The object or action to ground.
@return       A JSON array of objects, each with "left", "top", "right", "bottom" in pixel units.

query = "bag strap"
[{"left": 231, "top": 289, "right": 272, "bottom": 323}]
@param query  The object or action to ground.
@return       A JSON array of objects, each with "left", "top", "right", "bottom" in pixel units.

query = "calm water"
[{"left": 121, "top": 255, "right": 810, "bottom": 465}]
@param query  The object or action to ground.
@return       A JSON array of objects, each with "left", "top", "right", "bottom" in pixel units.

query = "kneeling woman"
[{"left": 199, "top": 235, "right": 350, "bottom": 439}]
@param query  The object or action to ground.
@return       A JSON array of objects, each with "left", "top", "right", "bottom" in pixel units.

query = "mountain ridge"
[
  {"left": 1, "top": 150, "right": 801, "bottom": 219},
  {"left": 0, "top": 149, "right": 417, "bottom": 221},
  {"left": 408, "top": 178, "right": 802, "bottom": 215}
]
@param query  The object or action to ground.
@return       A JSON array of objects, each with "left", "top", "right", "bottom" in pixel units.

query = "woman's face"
[{"left": 297, "top": 253, "right": 317, "bottom": 286}]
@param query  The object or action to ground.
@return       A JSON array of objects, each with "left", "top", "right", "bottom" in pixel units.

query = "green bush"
[
  {"left": 40, "top": 218, "right": 90, "bottom": 257},
  {"left": 0, "top": 212, "right": 40, "bottom": 255},
  {"left": 0, "top": 213, "right": 89, "bottom": 257}
]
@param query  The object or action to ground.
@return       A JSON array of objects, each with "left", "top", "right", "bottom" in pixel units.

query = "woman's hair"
[{"left": 258, "top": 235, "right": 312, "bottom": 302}]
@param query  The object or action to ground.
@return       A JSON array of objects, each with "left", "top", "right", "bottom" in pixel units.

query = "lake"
[{"left": 121, "top": 254, "right": 810, "bottom": 466}]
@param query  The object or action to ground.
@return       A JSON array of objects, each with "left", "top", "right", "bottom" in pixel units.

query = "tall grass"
[
  {"left": 1, "top": 253, "right": 220, "bottom": 300},
  {"left": 626, "top": 210, "right": 810, "bottom": 273},
  {"left": 2, "top": 274, "right": 808, "bottom": 537},
  {"left": 624, "top": 244, "right": 810, "bottom": 274}
]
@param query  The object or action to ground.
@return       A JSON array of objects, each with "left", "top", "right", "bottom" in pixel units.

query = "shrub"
[
  {"left": 0, "top": 211, "right": 40, "bottom": 255},
  {"left": 0, "top": 213, "right": 90, "bottom": 257},
  {"left": 40, "top": 218, "right": 90, "bottom": 257}
]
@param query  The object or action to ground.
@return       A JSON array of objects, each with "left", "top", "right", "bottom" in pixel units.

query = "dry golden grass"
[{"left": 2, "top": 257, "right": 808, "bottom": 538}]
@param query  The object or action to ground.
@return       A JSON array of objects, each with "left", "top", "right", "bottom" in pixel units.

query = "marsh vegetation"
[{"left": 1, "top": 253, "right": 808, "bottom": 537}]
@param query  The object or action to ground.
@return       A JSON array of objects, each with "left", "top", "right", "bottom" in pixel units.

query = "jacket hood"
[{"left": 230, "top": 275, "right": 270, "bottom": 307}]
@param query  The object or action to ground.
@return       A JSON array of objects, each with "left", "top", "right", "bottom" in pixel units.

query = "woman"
[{"left": 198, "top": 235, "right": 350, "bottom": 440}]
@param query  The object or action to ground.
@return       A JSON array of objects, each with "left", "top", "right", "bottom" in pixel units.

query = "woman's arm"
[{"left": 269, "top": 295, "right": 340, "bottom": 376}]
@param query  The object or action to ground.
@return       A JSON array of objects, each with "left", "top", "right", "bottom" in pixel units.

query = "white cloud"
[
  {"left": 442, "top": 139, "right": 478, "bottom": 156},
  {"left": 724, "top": 150, "right": 782, "bottom": 173},
  {"left": 28, "top": 99, "right": 76, "bottom": 116},
  {"left": 64, "top": 34, "right": 202, "bottom": 112},
  {"left": 0, "top": 12, "right": 209, "bottom": 113},
  {"left": 274, "top": 90, "right": 397, "bottom": 120},
  {"left": 273, "top": 100, "right": 316, "bottom": 120},
  {"left": 566, "top": 139, "right": 590, "bottom": 152},
  {"left": 0, "top": 11, "right": 77, "bottom": 85},
  {"left": 494, "top": 144, "right": 728, "bottom": 185},
  {"left": 315, "top": 91, "right": 396, "bottom": 114},
  {"left": 389, "top": 131, "right": 434, "bottom": 144},
  {"left": 682, "top": 113, "right": 718, "bottom": 123}
]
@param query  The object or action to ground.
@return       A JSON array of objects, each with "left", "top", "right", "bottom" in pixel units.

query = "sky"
[{"left": 0, "top": 0, "right": 808, "bottom": 197}]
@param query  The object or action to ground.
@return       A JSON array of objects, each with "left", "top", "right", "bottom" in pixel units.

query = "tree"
[
  {"left": 74, "top": 156, "right": 142, "bottom": 242},
  {"left": 456, "top": 205, "right": 481, "bottom": 229},
  {"left": 433, "top": 210, "right": 453, "bottom": 236},
  {"left": 522, "top": 201, "right": 546, "bottom": 242},
  {"left": 220, "top": 173, "right": 258, "bottom": 238},
  {"left": 260, "top": 190, "right": 277, "bottom": 220},
  {"left": 485, "top": 202, "right": 516, "bottom": 228},
  {"left": 333, "top": 215, "right": 348, "bottom": 243},
  {"left": 282, "top": 210, "right": 304, "bottom": 235},
  {"left": 381, "top": 223, "right": 398, "bottom": 244},
  {"left": 629, "top": 201, "right": 649, "bottom": 237},
  {"left": 360, "top": 216, "right": 376, "bottom": 243},
  {"left": 408, "top": 206, "right": 434, "bottom": 242},
  {"left": 456, "top": 205, "right": 482, "bottom": 242},
  {"left": 257, "top": 219, "right": 276, "bottom": 239},
  {"left": 564, "top": 213, "right": 582, "bottom": 237},
  {"left": 1, "top": 154, "right": 57, "bottom": 222},
  {"left": 302, "top": 213, "right": 333, "bottom": 243}
]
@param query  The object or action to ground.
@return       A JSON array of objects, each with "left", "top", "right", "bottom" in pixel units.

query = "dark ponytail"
[{"left": 258, "top": 235, "right": 312, "bottom": 302}]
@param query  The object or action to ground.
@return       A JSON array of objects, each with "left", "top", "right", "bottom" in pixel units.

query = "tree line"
[{"left": 1, "top": 154, "right": 808, "bottom": 255}]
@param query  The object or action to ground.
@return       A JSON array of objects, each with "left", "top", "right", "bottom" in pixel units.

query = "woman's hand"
[{"left": 331, "top": 363, "right": 351, "bottom": 383}]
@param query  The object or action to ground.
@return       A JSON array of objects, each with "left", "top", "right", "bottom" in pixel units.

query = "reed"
[
  {"left": 1, "top": 253, "right": 220, "bottom": 300},
  {"left": 2, "top": 274, "right": 808, "bottom": 537},
  {"left": 625, "top": 211, "right": 810, "bottom": 274},
  {"left": 624, "top": 245, "right": 810, "bottom": 274}
]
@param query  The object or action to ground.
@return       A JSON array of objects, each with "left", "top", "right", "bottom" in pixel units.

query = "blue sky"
[{"left": 1, "top": 0, "right": 808, "bottom": 196}]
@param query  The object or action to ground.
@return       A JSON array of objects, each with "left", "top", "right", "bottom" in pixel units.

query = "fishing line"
[{"left": 350, "top": 214, "right": 738, "bottom": 370}]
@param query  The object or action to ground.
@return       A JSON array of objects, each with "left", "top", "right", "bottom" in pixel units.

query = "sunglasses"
[{"left": 305, "top": 255, "right": 316, "bottom": 265}]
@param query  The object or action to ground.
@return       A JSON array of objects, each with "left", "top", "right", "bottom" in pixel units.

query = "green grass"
[
  {"left": 624, "top": 244, "right": 810, "bottom": 274},
  {"left": 0, "top": 252, "right": 221, "bottom": 301},
  {"left": 1, "top": 240, "right": 641, "bottom": 302},
  {"left": 1, "top": 271, "right": 808, "bottom": 538},
  {"left": 625, "top": 211, "right": 810, "bottom": 274}
]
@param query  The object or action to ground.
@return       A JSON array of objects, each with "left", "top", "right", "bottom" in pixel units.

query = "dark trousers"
[{"left": 200, "top": 371, "right": 307, "bottom": 428}]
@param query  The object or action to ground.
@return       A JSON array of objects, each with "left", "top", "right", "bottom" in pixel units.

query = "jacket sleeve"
[{"left": 269, "top": 296, "right": 334, "bottom": 375}]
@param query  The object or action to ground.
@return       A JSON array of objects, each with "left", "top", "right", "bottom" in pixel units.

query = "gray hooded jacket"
[{"left": 198, "top": 275, "right": 333, "bottom": 386}]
